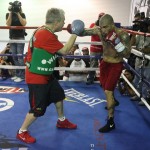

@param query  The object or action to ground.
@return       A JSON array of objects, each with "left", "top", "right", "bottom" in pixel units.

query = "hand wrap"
[{"left": 105, "top": 30, "right": 125, "bottom": 52}]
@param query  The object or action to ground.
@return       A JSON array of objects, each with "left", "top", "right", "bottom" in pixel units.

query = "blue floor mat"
[{"left": 0, "top": 79, "right": 150, "bottom": 150}]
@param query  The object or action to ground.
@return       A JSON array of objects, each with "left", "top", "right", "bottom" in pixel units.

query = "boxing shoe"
[
  {"left": 104, "top": 99, "right": 120, "bottom": 110},
  {"left": 11, "top": 76, "right": 18, "bottom": 80},
  {"left": 14, "top": 77, "right": 24, "bottom": 82},
  {"left": 16, "top": 131, "right": 36, "bottom": 144},
  {"left": 99, "top": 117, "right": 115, "bottom": 133},
  {"left": 56, "top": 119, "right": 77, "bottom": 129}
]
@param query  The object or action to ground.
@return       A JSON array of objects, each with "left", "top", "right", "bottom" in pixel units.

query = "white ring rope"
[
  {"left": 131, "top": 48, "right": 150, "bottom": 60},
  {"left": 0, "top": 65, "right": 25, "bottom": 69},
  {"left": 0, "top": 65, "right": 99, "bottom": 71},
  {"left": 121, "top": 73, "right": 150, "bottom": 111}
]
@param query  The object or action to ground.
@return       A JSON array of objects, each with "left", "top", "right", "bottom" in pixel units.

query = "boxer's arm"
[
  {"left": 81, "top": 26, "right": 101, "bottom": 36},
  {"left": 118, "top": 32, "right": 131, "bottom": 58}
]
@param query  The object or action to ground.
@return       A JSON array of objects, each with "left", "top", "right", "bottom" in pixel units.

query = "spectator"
[
  {"left": 130, "top": 23, "right": 150, "bottom": 105},
  {"left": 82, "top": 47, "right": 89, "bottom": 56},
  {"left": 81, "top": 47, "right": 90, "bottom": 66},
  {"left": 6, "top": 0, "right": 27, "bottom": 82},
  {"left": 53, "top": 56, "right": 68, "bottom": 80},
  {"left": 0, "top": 43, "right": 15, "bottom": 79},
  {"left": 63, "top": 49, "right": 90, "bottom": 81},
  {"left": 128, "top": 12, "right": 142, "bottom": 69},
  {"left": 86, "top": 12, "right": 105, "bottom": 85},
  {"left": 0, "top": 43, "right": 14, "bottom": 65},
  {"left": 0, "top": 58, "right": 11, "bottom": 80},
  {"left": 146, "top": 0, "right": 150, "bottom": 18},
  {"left": 117, "top": 69, "right": 135, "bottom": 97}
]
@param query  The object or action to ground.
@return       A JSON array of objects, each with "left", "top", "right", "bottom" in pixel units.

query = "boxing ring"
[{"left": 0, "top": 26, "right": 150, "bottom": 150}]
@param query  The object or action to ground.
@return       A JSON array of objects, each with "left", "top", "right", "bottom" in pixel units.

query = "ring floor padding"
[{"left": 0, "top": 79, "right": 150, "bottom": 150}]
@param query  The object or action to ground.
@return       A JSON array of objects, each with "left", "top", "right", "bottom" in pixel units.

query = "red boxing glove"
[
  {"left": 66, "top": 24, "right": 72, "bottom": 34},
  {"left": 105, "top": 30, "right": 125, "bottom": 52}
]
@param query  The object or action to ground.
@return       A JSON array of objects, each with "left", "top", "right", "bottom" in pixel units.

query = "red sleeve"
[
  {"left": 33, "top": 29, "right": 63, "bottom": 54},
  {"left": 25, "top": 29, "right": 63, "bottom": 63}
]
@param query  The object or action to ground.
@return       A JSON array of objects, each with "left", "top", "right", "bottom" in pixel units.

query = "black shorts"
[{"left": 28, "top": 78, "right": 65, "bottom": 117}]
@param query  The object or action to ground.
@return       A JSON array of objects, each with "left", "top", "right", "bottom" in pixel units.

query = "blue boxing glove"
[
  {"left": 67, "top": 19, "right": 85, "bottom": 35},
  {"left": 105, "top": 30, "right": 125, "bottom": 52}
]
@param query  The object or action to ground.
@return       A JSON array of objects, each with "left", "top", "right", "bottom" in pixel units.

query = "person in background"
[
  {"left": 86, "top": 12, "right": 105, "bottom": 85},
  {"left": 117, "top": 69, "right": 135, "bottom": 97},
  {"left": 130, "top": 22, "right": 150, "bottom": 105},
  {"left": 53, "top": 56, "right": 68, "bottom": 80},
  {"left": 6, "top": 0, "right": 27, "bottom": 82},
  {"left": 63, "top": 49, "right": 90, "bottom": 82},
  {"left": 82, "top": 47, "right": 89, "bottom": 56},
  {"left": 81, "top": 47, "right": 90, "bottom": 66},
  {"left": 0, "top": 43, "right": 15, "bottom": 80},
  {"left": 128, "top": 12, "right": 142, "bottom": 69},
  {"left": 16, "top": 8, "right": 85, "bottom": 144},
  {"left": 0, "top": 58, "right": 11, "bottom": 80}
]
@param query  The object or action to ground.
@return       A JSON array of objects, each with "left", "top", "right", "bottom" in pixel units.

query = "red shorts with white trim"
[{"left": 99, "top": 60, "right": 123, "bottom": 91}]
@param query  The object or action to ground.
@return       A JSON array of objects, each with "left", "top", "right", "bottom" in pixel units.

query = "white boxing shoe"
[
  {"left": 11, "top": 76, "right": 18, "bottom": 80},
  {"left": 14, "top": 77, "right": 24, "bottom": 82}
]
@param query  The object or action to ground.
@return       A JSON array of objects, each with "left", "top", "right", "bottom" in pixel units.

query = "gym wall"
[{"left": 0, "top": 0, "right": 132, "bottom": 51}]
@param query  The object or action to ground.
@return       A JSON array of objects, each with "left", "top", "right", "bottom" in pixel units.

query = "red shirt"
[
  {"left": 25, "top": 28, "right": 63, "bottom": 84},
  {"left": 90, "top": 23, "right": 103, "bottom": 53}
]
